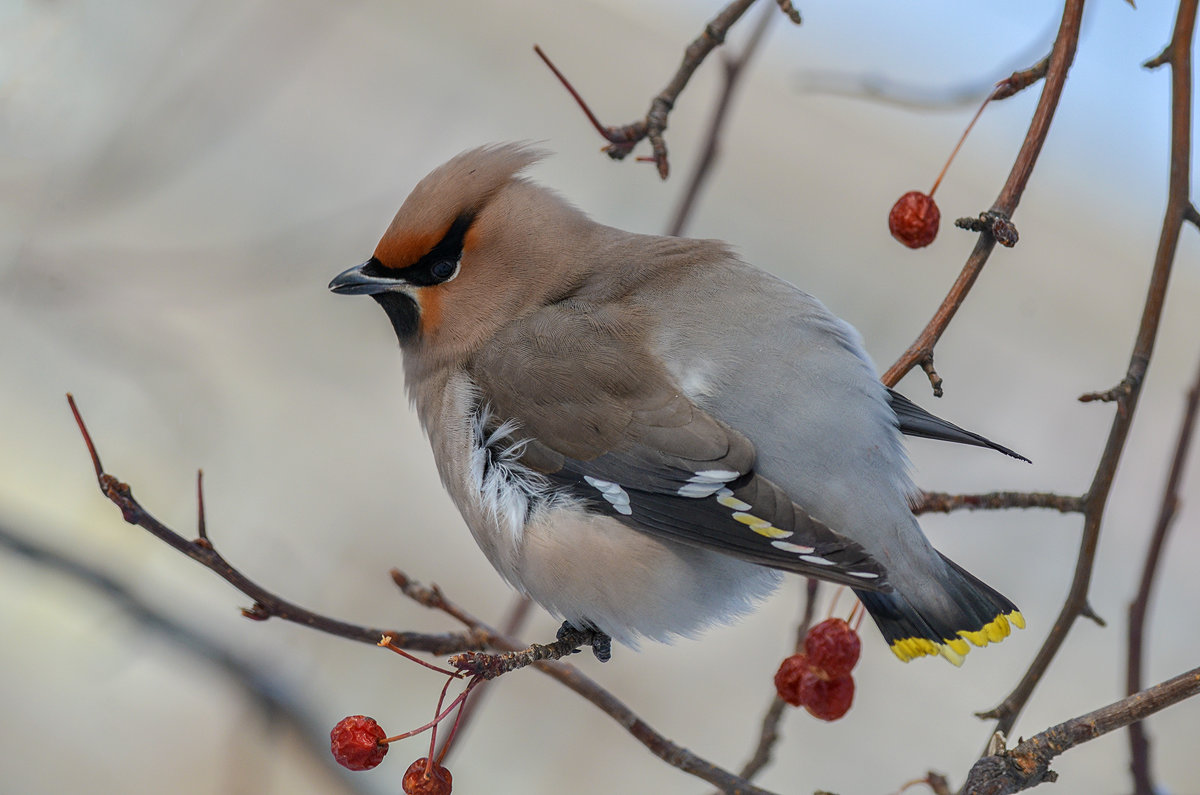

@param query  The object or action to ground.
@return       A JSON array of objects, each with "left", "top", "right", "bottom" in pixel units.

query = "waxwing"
[{"left": 330, "top": 143, "right": 1027, "bottom": 665}]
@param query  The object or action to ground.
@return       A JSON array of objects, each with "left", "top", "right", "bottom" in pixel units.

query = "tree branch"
[
  {"left": 882, "top": 0, "right": 1085, "bottom": 393},
  {"left": 980, "top": 0, "right": 1197, "bottom": 738},
  {"left": 68, "top": 393, "right": 778, "bottom": 795},
  {"left": 961, "top": 666, "right": 1200, "bottom": 795},
  {"left": 911, "top": 491, "right": 1086, "bottom": 516},
  {"left": 537, "top": 0, "right": 771, "bottom": 179}
]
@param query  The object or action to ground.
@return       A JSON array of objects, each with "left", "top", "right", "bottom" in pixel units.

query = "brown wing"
[{"left": 470, "top": 301, "right": 888, "bottom": 588}]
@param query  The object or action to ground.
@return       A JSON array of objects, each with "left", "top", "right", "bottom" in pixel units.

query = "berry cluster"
[
  {"left": 330, "top": 716, "right": 454, "bottom": 794},
  {"left": 773, "top": 617, "right": 861, "bottom": 721}
]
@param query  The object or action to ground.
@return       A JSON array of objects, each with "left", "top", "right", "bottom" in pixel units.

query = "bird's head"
[{"left": 330, "top": 143, "right": 595, "bottom": 367}]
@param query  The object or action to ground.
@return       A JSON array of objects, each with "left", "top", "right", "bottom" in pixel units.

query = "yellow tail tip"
[{"left": 888, "top": 610, "right": 1024, "bottom": 666}]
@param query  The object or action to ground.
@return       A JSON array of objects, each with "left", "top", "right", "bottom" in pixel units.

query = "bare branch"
[
  {"left": 882, "top": 0, "right": 1086, "bottom": 393},
  {"left": 983, "top": 0, "right": 1197, "bottom": 737},
  {"left": 911, "top": 491, "right": 1086, "bottom": 516},
  {"left": 537, "top": 0, "right": 760, "bottom": 179},
  {"left": 67, "top": 395, "right": 462, "bottom": 652},
  {"left": 69, "top": 394, "right": 778, "bottom": 795},
  {"left": 962, "top": 666, "right": 1200, "bottom": 795}
]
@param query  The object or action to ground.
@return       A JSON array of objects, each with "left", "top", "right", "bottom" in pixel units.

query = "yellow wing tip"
[{"left": 889, "top": 610, "right": 1024, "bottom": 666}]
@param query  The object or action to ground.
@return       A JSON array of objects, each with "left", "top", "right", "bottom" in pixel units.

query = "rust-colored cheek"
[{"left": 417, "top": 286, "right": 444, "bottom": 337}]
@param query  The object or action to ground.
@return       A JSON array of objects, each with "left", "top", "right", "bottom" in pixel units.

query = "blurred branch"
[
  {"left": 882, "top": 0, "right": 1085, "bottom": 394},
  {"left": 911, "top": 491, "right": 1085, "bottom": 516},
  {"left": 68, "top": 394, "right": 779, "bottom": 795},
  {"left": 1126, "top": 349, "right": 1200, "bottom": 795},
  {"left": 667, "top": 0, "right": 776, "bottom": 235},
  {"left": 961, "top": 665, "right": 1200, "bottom": 795},
  {"left": 980, "top": 0, "right": 1197, "bottom": 739},
  {"left": 729, "top": 578, "right": 822, "bottom": 788},
  {"left": 797, "top": 5, "right": 1060, "bottom": 112},
  {"left": 0, "top": 522, "right": 367, "bottom": 795},
  {"left": 537, "top": 0, "right": 800, "bottom": 179}
]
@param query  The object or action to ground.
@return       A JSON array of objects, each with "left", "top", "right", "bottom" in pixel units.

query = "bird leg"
[
  {"left": 559, "top": 621, "right": 613, "bottom": 663},
  {"left": 449, "top": 623, "right": 613, "bottom": 680}
]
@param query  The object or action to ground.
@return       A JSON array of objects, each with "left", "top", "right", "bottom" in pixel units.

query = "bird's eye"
[{"left": 431, "top": 259, "right": 458, "bottom": 281}]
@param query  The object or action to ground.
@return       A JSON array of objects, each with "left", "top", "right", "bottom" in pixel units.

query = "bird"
[{"left": 329, "top": 143, "right": 1027, "bottom": 666}]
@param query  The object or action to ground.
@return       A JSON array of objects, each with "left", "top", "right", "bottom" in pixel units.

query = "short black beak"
[{"left": 328, "top": 261, "right": 408, "bottom": 295}]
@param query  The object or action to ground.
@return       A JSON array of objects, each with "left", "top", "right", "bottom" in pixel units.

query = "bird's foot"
[{"left": 558, "top": 621, "right": 612, "bottom": 662}]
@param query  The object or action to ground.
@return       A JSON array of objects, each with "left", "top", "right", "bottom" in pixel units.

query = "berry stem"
[
  {"left": 379, "top": 635, "right": 465, "bottom": 678},
  {"left": 826, "top": 585, "right": 845, "bottom": 620},
  {"left": 848, "top": 601, "right": 865, "bottom": 632},
  {"left": 435, "top": 678, "right": 478, "bottom": 765},
  {"left": 929, "top": 91, "right": 995, "bottom": 197},
  {"left": 382, "top": 680, "right": 478, "bottom": 745},
  {"left": 426, "top": 673, "right": 458, "bottom": 759}
]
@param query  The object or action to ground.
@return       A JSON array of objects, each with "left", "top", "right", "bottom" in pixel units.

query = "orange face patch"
[{"left": 417, "top": 286, "right": 444, "bottom": 337}]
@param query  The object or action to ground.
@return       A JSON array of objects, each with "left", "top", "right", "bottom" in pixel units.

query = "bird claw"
[{"left": 558, "top": 621, "right": 613, "bottom": 662}]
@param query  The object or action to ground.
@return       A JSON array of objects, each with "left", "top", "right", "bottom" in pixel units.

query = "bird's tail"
[{"left": 854, "top": 553, "right": 1023, "bottom": 666}]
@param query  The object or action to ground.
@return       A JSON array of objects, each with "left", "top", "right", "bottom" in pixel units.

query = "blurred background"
[{"left": 2, "top": 1, "right": 1198, "bottom": 792}]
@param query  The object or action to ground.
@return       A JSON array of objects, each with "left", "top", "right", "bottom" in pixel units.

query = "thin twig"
[
  {"left": 667, "top": 0, "right": 775, "bottom": 236},
  {"left": 773, "top": 0, "right": 801, "bottom": 24},
  {"left": 980, "top": 0, "right": 1197, "bottom": 738},
  {"left": 66, "top": 394, "right": 470, "bottom": 653},
  {"left": 196, "top": 469, "right": 208, "bottom": 543},
  {"left": 882, "top": 0, "right": 1086, "bottom": 394},
  {"left": 961, "top": 665, "right": 1200, "bottom": 795},
  {"left": 70, "top": 394, "right": 777, "bottom": 795},
  {"left": 1126, "top": 349, "right": 1200, "bottom": 795},
  {"left": 537, "top": 0, "right": 759, "bottom": 179},
  {"left": 911, "top": 491, "right": 1086, "bottom": 516}
]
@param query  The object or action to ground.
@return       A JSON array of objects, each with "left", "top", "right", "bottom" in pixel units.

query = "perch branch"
[{"left": 69, "top": 394, "right": 777, "bottom": 795}]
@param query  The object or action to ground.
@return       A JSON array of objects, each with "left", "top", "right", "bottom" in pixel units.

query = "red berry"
[
  {"left": 804, "top": 618, "right": 861, "bottom": 677},
  {"left": 888, "top": 190, "right": 940, "bottom": 248},
  {"left": 773, "top": 652, "right": 811, "bottom": 707},
  {"left": 798, "top": 671, "right": 855, "bottom": 721},
  {"left": 330, "top": 715, "right": 388, "bottom": 771},
  {"left": 403, "top": 757, "right": 454, "bottom": 795}
]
